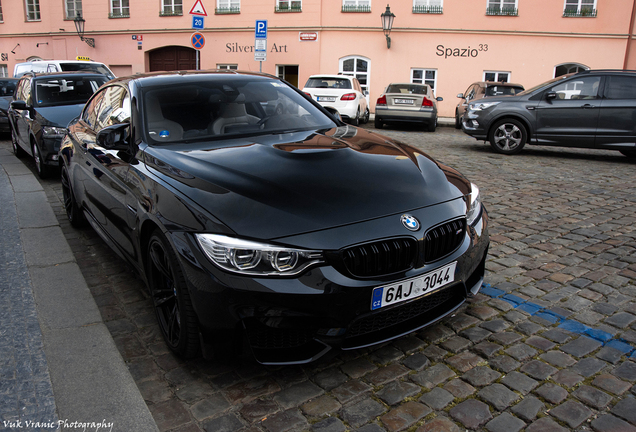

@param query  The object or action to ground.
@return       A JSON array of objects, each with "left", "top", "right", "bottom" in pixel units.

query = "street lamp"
[
  {"left": 380, "top": 4, "right": 395, "bottom": 48},
  {"left": 74, "top": 12, "right": 95, "bottom": 48}
]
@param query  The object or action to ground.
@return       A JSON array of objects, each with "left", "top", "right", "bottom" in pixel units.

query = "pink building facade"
[{"left": 2, "top": 0, "right": 636, "bottom": 117}]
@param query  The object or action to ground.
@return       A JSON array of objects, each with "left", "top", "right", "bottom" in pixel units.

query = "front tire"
[
  {"left": 12, "top": 129, "right": 26, "bottom": 158},
  {"left": 61, "top": 165, "right": 86, "bottom": 228},
  {"left": 488, "top": 118, "right": 527, "bottom": 155},
  {"left": 147, "top": 230, "right": 200, "bottom": 359},
  {"left": 455, "top": 111, "right": 461, "bottom": 129},
  {"left": 361, "top": 107, "right": 370, "bottom": 124},
  {"left": 32, "top": 141, "right": 49, "bottom": 178}
]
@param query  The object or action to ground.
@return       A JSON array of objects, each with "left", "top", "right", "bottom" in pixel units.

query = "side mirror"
[
  {"left": 97, "top": 123, "right": 130, "bottom": 150},
  {"left": 457, "top": 93, "right": 464, "bottom": 99},
  {"left": 546, "top": 92, "right": 557, "bottom": 100},
  {"left": 436, "top": 97, "right": 444, "bottom": 102},
  {"left": 10, "top": 100, "right": 29, "bottom": 110},
  {"left": 363, "top": 90, "right": 369, "bottom": 96}
]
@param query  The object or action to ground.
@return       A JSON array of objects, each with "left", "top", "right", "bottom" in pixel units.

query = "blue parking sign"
[{"left": 255, "top": 20, "right": 267, "bottom": 39}]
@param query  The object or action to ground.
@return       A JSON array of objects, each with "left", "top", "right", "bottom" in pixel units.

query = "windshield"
[
  {"left": 385, "top": 84, "right": 428, "bottom": 95},
  {"left": 517, "top": 74, "right": 573, "bottom": 96},
  {"left": 142, "top": 76, "right": 336, "bottom": 144},
  {"left": 60, "top": 63, "right": 115, "bottom": 79},
  {"left": 304, "top": 78, "right": 352, "bottom": 89},
  {"left": 35, "top": 76, "right": 107, "bottom": 107}
]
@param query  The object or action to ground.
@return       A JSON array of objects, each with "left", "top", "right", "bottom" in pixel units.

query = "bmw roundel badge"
[{"left": 401, "top": 214, "right": 420, "bottom": 231}]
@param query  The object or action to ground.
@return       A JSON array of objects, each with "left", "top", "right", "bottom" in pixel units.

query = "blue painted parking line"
[{"left": 477, "top": 282, "right": 635, "bottom": 356}]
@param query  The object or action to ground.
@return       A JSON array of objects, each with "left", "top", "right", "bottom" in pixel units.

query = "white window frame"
[
  {"left": 487, "top": 0, "right": 517, "bottom": 13},
  {"left": 0, "top": 65, "right": 8, "bottom": 77},
  {"left": 217, "top": 0, "right": 240, "bottom": 12},
  {"left": 339, "top": 55, "right": 370, "bottom": 97},
  {"left": 25, "top": 0, "right": 41, "bottom": 21},
  {"left": 0, "top": 0, "right": 4, "bottom": 22},
  {"left": 483, "top": 71, "right": 511, "bottom": 83},
  {"left": 343, "top": 0, "right": 370, "bottom": 8},
  {"left": 110, "top": 0, "right": 129, "bottom": 16},
  {"left": 564, "top": 0, "right": 596, "bottom": 13},
  {"left": 217, "top": 64, "right": 238, "bottom": 70},
  {"left": 414, "top": 0, "right": 442, "bottom": 7},
  {"left": 65, "top": 0, "right": 82, "bottom": 19},
  {"left": 161, "top": 0, "right": 183, "bottom": 15},
  {"left": 411, "top": 68, "right": 438, "bottom": 95},
  {"left": 277, "top": 0, "right": 301, "bottom": 10}
]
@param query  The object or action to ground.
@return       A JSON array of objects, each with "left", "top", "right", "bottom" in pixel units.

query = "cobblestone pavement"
[{"left": 8, "top": 125, "right": 636, "bottom": 432}]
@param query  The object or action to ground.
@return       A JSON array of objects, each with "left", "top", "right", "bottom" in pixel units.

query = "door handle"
[
  {"left": 581, "top": 104, "right": 595, "bottom": 109},
  {"left": 526, "top": 106, "right": 535, "bottom": 110}
]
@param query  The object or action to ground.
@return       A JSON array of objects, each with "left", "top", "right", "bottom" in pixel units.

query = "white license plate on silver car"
[
  {"left": 318, "top": 97, "right": 336, "bottom": 102},
  {"left": 394, "top": 99, "right": 414, "bottom": 105},
  {"left": 371, "top": 262, "right": 457, "bottom": 310}
]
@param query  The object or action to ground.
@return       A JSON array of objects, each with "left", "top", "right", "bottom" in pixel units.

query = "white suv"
[
  {"left": 302, "top": 74, "right": 369, "bottom": 125},
  {"left": 14, "top": 59, "right": 115, "bottom": 80}
]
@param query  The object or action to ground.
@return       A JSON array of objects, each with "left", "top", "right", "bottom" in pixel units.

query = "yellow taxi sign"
[{"left": 76, "top": 56, "right": 92, "bottom": 61}]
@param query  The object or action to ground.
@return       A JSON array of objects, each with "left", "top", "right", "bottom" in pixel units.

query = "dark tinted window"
[
  {"left": 485, "top": 85, "right": 524, "bottom": 96},
  {"left": 304, "top": 78, "right": 352, "bottom": 89},
  {"left": 549, "top": 76, "right": 600, "bottom": 100},
  {"left": 0, "top": 79, "right": 17, "bottom": 96},
  {"left": 34, "top": 76, "right": 107, "bottom": 107},
  {"left": 605, "top": 75, "right": 636, "bottom": 99},
  {"left": 59, "top": 63, "right": 115, "bottom": 79},
  {"left": 386, "top": 84, "right": 428, "bottom": 95}
]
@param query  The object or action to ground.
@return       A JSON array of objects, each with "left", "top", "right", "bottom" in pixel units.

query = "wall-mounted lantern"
[
  {"left": 380, "top": 5, "right": 395, "bottom": 48},
  {"left": 74, "top": 13, "right": 96, "bottom": 48}
]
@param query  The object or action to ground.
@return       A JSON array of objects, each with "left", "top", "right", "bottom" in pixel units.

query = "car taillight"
[
  {"left": 377, "top": 95, "right": 387, "bottom": 106},
  {"left": 340, "top": 93, "right": 356, "bottom": 101},
  {"left": 421, "top": 97, "right": 433, "bottom": 107},
  {"left": 304, "top": 92, "right": 312, "bottom": 98}
]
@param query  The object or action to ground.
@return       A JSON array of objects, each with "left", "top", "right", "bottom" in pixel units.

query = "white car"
[{"left": 302, "top": 74, "right": 369, "bottom": 125}]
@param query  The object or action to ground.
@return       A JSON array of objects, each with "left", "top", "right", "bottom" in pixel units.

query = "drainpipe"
[{"left": 623, "top": 0, "right": 636, "bottom": 69}]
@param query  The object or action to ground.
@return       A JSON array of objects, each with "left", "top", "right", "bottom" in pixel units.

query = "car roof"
[
  {"left": 108, "top": 69, "right": 278, "bottom": 87},
  {"left": 386, "top": 82, "right": 429, "bottom": 87},
  {"left": 480, "top": 81, "right": 524, "bottom": 88},
  {"left": 308, "top": 74, "right": 353, "bottom": 80},
  {"left": 27, "top": 71, "right": 108, "bottom": 80}
]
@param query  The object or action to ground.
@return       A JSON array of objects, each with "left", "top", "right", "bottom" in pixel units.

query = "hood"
[
  {"left": 34, "top": 104, "right": 84, "bottom": 127},
  {"left": 143, "top": 127, "right": 469, "bottom": 239}
]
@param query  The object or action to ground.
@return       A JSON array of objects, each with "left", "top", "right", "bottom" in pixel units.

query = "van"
[{"left": 13, "top": 58, "right": 115, "bottom": 79}]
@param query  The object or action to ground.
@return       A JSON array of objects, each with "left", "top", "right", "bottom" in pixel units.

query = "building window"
[
  {"left": 486, "top": 0, "right": 517, "bottom": 16},
  {"left": 217, "top": 64, "right": 238, "bottom": 70},
  {"left": 342, "top": 0, "right": 370, "bottom": 13},
  {"left": 109, "top": 0, "right": 129, "bottom": 17},
  {"left": 554, "top": 62, "right": 588, "bottom": 77},
  {"left": 0, "top": 0, "right": 4, "bottom": 22},
  {"left": 65, "top": 0, "right": 82, "bottom": 19},
  {"left": 160, "top": 0, "right": 183, "bottom": 16},
  {"left": 413, "top": 0, "right": 442, "bottom": 14},
  {"left": 484, "top": 71, "right": 510, "bottom": 82},
  {"left": 411, "top": 69, "right": 437, "bottom": 94},
  {"left": 340, "top": 56, "right": 370, "bottom": 94},
  {"left": 216, "top": 0, "right": 239, "bottom": 14},
  {"left": 25, "top": 0, "right": 41, "bottom": 21},
  {"left": 276, "top": 0, "right": 301, "bottom": 12},
  {"left": 0, "top": 65, "right": 8, "bottom": 77},
  {"left": 563, "top": 0, "right": 596, "bottom": 17}
]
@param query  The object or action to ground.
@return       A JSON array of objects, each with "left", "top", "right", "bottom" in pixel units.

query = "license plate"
[
  {"left": 394, "top": 99, "right": 414, "bottom": 105},
  {"left": 317, "top": 97, "right": 336, "bottom": 102},
  {"left": 371, "top": 262, "right": 457, "bottom": 310}
]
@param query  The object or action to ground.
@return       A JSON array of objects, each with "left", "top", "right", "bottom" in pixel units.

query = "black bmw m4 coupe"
[{"left": 59, "top": 70, "right": 489, "bottom": 365}]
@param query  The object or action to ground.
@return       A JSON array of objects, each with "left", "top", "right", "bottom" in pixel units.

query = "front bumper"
[{"left": 174, "top": 203, "right": 489, "bottom": 365}]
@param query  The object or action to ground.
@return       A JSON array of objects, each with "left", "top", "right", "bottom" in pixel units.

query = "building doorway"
[
  {"left": 149, "top": 46, "right": 197, "bottom": 72},
  {"left": 277, "top": 65, "right": 299, "bottom": 88}
]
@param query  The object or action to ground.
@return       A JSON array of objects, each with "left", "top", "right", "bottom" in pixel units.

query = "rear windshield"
[
  {"left": 59, "top": 63, "right": 115, "bottom": 79},
  {"left": 304, "top": 78, "right": 352, "bottom": 89},
  {"left": 35, "top": 76, "right": 107, "bottom": 107},
  {"left": 485, "top": 85, "right": 524, "bottom": 97},
  {"left": 0, "top": 80, "right": 17, "bottom": 96},
  {"left": 385, "top": 84, "right": 428, "bottom": 95}
]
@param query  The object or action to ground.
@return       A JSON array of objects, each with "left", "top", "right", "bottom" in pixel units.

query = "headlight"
[
  {"left": 195, "top": 234, "right": 324, "bottom": 276},
  {"left": 42, "top": 126, "right": 68, "bottom": 137},
  {"left": 466, "top": 183, "right": 482, "bottom": 226},
  {"left": 468, "top": 101, "right": 500, "bottom": 111}
]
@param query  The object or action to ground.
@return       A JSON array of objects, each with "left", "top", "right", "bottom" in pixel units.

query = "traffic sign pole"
[{"left": 254, "top": 20, "right": 267, "bottom": 72}]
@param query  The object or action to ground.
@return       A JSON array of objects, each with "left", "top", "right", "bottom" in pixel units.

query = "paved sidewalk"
[{"left": 0, "top": 142, "right": 158, "bottom": 432}]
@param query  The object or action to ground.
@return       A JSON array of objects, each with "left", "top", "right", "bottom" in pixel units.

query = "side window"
[
  {"left": 83, "top": 90, "right": 107, "bottom": 129},
  {"left": 94, "top": 86, "right": 130, "bottom": 133},
  {"left": 465, "top": 85, "right": 477, "bottom": 100},
  {"left": 604, "top": 76, "right": 636, "bottom": 100},
  {"left": 550, "top": 76, "right": 600, "bottom": 100}
]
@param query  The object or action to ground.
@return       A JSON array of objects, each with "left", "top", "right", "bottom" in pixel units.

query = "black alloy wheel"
[
  {"left": 12, "top": 129, "right": 26, "bottom": 158},
  {"left": 61, "top": 165, "right": 86, "bottom": 227},
  {"left": 147, "top": 230, "right": 199, "bottom": 359},
  {"left": 31, "top": 140, "right": 49, "bottom": 178},
  {"left": 362, "top": 107, "right": 370, "bottom": 124},
  {"left": 488, "top": 118, "right": 527, "bottom": 155}
]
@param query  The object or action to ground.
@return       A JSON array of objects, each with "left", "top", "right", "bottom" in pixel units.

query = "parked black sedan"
[
  {"left": 9, "top": 72, "right": 108, "bottom": 177},
  {"left": 461, "top": 70, "right": 636, "bottom": 157},
  {"left": 60, "top": 71, "right": 489, "bottom": 365}
]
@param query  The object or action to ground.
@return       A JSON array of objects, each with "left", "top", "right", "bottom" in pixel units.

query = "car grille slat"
[
  {"left": 424, "top": 218, "right": 466, "bottom": 263},
  {"left": 342, "top": 238, "right": 417, "bottom": 278}
]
